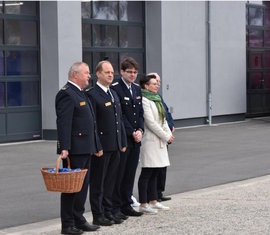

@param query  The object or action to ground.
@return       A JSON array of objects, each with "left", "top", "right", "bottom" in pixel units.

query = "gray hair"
[
  {"left": 147, "top": 72, "right": 158, "bottom": 78},
  {"left": 68, "top": 62, "right": 88, "bottom": 78}
]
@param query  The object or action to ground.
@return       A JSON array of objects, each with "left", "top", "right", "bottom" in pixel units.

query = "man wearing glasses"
[{"left": 111, "top": 57, "right": 144, "bottom": 219}]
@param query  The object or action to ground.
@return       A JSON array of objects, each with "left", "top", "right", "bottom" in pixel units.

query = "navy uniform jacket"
[
  {"left": 86, "top": 84, "right": 127, "bottom": 152},
  {"left": 55, "top": 82, "right": 101, "bottom": 155},
  {"left": 160, "top": 95, "right": 174, "bottom": 131},
  {"left": 111, "top": 78, "right": 144, "bottom": 148}
]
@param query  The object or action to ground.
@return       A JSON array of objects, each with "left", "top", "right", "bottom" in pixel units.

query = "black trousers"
[
  {"left": 61, "top": 155, "right": 91, "bottom": 229},
  {"left": 90, "top": 151, "right": 120, "bottom": 218},
  {"left": 138, "top": 167, "right": 160, "bottom": 203},
  {"left": 157, "top": 166, "right": 167, "bottom": 198},
  {"left": 112, "top": 145, "right": 140, "bottom": 213}
]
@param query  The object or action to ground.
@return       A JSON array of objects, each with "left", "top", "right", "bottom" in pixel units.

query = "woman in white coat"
[{"left": 138, "top": 74, "right": 174, "bottom": 214}]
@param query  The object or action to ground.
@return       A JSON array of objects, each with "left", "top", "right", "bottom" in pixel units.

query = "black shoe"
[
  {"left": 61, "top": 226, "right": 83, "bottom": 235},
  {"left": 76, "top": 221, "right": 100, "bottom": 231},
  {"left": 113, "top": 211, "right": 129, "bottom": 220},
  {"left": 159, "top": 196, "right": 171, "bottom": 202},
  {"left": 93, "top": 216, "right": 114, "bottom": 226},
  {"left": 105, "top": 213, "right": 124, "bottom": 224},
  {"left": 121, "top": 206, "right": 143, "bottom": 217}
]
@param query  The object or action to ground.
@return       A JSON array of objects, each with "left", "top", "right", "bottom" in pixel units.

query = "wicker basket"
[{"left": 41, "top": 155, "right": 88, "bottom": 193}]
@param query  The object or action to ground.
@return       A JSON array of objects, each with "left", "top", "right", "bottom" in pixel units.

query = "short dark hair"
[
  {"left": 139, "top": 74, "right": 156, "bottom": 89},
  {"left": 120, "top": 57, "right": 139, "bottom": 71}
]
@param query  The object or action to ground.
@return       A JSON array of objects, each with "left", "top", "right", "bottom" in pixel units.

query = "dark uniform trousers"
[
  {"left": 112, "top": 145, "right": 140, "bottom": 212},
  {"left": 61, "top": 155, "right": 91, "bottom": 228},
  {"left": 56, "top": 82, "right": 101, "bottom": 229},
  {"left": 87, "top": 85, "right": 127, "bottom": 218},
  {"left": 111, "top": 79, "right": 144, "bottom": 213},
  {"left": 90, "top": 151, "right": 120, "bottom": 217},
  {"left": 156, "top": 97, "right": 174, "bottom": 199}
]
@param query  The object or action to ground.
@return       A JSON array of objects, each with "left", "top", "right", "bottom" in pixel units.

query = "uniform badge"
[
  {"left": 105, "top": 102, "right": 112, "bottom": 106},
  {"left": 80, "top": 101, "right": 86, "bottom": 106},
  {"left": 124, "top": 97, "right": 130, "bottom": 101},
  {"left": 61, "top": 84, "right": 69, "bottom": 90}
]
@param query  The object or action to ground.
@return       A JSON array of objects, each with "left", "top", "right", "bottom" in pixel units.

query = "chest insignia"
[
  {"left": 105, "top": 102, "right": 112, "bottom": 106},
  {"left": 80, "top": 101, "right": 86, "bottom": 106}
]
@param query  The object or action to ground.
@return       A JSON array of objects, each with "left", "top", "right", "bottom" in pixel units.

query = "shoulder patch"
[
  {"left": 111, "top": 82, "right": 119, "bottom": 86},
  {"left": 61, "top": 84, "right": 69, "bottom": 90},
  {"left": 85, "top": 87, "right": 94, "bottom": 92}
]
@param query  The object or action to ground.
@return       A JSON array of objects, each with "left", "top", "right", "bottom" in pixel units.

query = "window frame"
[{"left": 81, "top": 1, "right": 145, "bottom": 84}]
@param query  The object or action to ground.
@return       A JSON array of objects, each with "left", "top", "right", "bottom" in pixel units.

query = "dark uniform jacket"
[
  {"left": 86, "top": 84, "right": 127, "bottom": 152},
  {"left": 160, "top": 95, "right": 174, "bottom": 131},
  {"left": 111, "top": 78, "right": 144, "bottom": 147},
  {"left": 55, "top": 82, "right": 101, "bottom": 155}
]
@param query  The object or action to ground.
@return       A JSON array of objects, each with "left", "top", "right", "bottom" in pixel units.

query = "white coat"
[{"left": 140, "top": 97, "right": 172, "bottom": 168}]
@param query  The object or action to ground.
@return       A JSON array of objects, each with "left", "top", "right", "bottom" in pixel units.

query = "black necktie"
[{"left": 107, "top": 89, "right": 114, "bottom": 102}]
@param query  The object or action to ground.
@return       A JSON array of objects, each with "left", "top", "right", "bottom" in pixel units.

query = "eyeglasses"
[{"left": 125, "top": 70, "right": 138, "bottom": 75}]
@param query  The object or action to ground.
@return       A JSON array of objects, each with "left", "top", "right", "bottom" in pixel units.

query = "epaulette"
[
  {"left": 61, "top": 84, "right": 69, "bottom": 90},
  {"left": 111, "top": 82, "right": 119, "bottom": 86},
  {"left": 85, "top": 87, "right": 94, "bottom": 92}
]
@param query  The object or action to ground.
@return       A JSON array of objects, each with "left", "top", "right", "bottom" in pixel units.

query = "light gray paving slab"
[{"left": 2, "top": 175, "right": 270, "bottom": 235}]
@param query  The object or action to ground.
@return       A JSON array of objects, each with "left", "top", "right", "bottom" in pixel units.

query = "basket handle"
[{"left": 56, "top": 155, "right": 71, "bottom": 174}]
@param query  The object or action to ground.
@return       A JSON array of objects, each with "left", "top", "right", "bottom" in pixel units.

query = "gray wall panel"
[
  {"left": 145, "top": 1, "right": 162, "bottom": 80},
  {"left": 7, "top": 112, "right": 40, "bottom": 134},
  {"left": 0, "top": 114, "right": 6, "bottom": 136},
  {"left": 40, "top": 1, "right": 82, "bottom": 132},
  {"left": 57, "top": 1, "right": 82, "bottom": 88},
  {"left": 40, "top": 1, "right": 59, "bottom": 132},
  {"left": 161, "top": 1, "right": 207, "bottom": 119},
  {"left": 211, "top": 1, "right": 246, "bottom": 115}
]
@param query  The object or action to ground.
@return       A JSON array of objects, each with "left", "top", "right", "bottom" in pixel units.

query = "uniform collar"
[
  {"left": 68, "top": 80, "right": 82, "bottom": 91},
  {"left": 96, "top": 81, "right": 109, "bottom": 93},
  {"left": 121, "top": 77, "right": 132, "bottom": 90}
]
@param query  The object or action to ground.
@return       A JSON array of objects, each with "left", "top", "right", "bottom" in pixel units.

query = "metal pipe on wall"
[{"left": 206, "top": 1, "right": 212, "bottom": 125}]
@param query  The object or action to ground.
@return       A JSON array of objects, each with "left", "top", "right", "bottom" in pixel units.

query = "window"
[
  {"left": 81, "top": 1, "right": 145, "bottom": 83},
  {"left": 247, "top": 2, "right": 270, "bottom": 90},
  {"left": 246, "top": 1, "right": 270, "bottom": 115},
  {"left": 0, "top": 1, "right": 39, "bottom": 107}
]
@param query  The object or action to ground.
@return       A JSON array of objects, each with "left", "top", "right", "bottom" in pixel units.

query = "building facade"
[{"left": 0, "top": 1, "right": 263, "bottom": 143}]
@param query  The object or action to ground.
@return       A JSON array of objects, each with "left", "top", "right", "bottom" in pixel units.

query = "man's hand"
[
  {"left": 121, "top": 147, "right": 127, "bottom": 152},
  {"left": 132, "top": 130, "right": 142, "bottom": 143},
  {"left": 172, "top": 127, "right": 175, "bottom": 133},
  {"left": 61, "top": 150, "right": 69, "bottom": 159},
  {"left": 168, "top": 135, "right": 174, "bottom": 144},
  {"left": 94, "top": 150, "right": 103, "bottom": 157}
]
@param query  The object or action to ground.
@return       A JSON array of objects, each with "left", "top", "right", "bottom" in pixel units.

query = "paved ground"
[
  {"left": 1, "top": 175, "right": 270, "bottom": 234},
  {"left": 1, "top": 117, "right": 270, "bottom": 233}
]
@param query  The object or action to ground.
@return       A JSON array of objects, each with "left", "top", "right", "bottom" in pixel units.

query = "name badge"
[
  {"left": 105, "top": 102, "right": 112, "bottom": 106},
  {"left": 80, "top": 101, "right": 86, "bottom": 106},
  {"left": 124, "top": 97, "right": 130, "bottom": 101}
]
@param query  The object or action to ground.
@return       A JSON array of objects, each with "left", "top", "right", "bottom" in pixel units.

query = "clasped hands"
[{"left": 132, "top": 130, "right": 142, "bottom": 143}]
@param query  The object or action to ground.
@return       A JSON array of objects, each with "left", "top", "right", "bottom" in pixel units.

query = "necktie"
[
  {"left": 129, "top": 86, "right": 133, "bottom": 97},
  {"left": 107, "top": 89, "right": 114, "bottom": 102}
]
